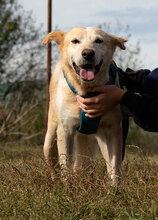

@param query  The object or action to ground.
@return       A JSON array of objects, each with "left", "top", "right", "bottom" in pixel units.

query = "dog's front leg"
[
  {"left": 107, "top": 126, "right": 122, "bottom": 185},
  {"left": 97, "top": 126, "right": 122, "bottom": 185},
  {"left": 44, "top": 120, "right": 58, "bottom": 167},
  {"left": 57, "top": 123, "right": 74, "bottom": 176},
  {"left": 110, "top": 138, "right": 122, "bottom": 185}
]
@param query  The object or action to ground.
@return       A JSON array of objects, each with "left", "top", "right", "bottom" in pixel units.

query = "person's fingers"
[
  {"left": 77, "top": 95, "right": 100, "bottom": 105},
  {"left": 81, "top": 108, "right": 100, "bottom": 114},
  {"left": 78, "top": 101, "right": 101, "bottom": 111},
  {"left": 85, "top": 111, "right": 103, "bottom": 118}
]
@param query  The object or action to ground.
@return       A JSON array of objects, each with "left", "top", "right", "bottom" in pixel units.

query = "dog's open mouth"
[{"left": 73, "top": 59, "right": 103, "bottom": 81}]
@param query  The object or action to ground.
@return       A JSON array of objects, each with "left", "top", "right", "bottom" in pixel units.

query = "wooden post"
[{"left": 45, "top": 0, "right": 52, "bottom": 132}]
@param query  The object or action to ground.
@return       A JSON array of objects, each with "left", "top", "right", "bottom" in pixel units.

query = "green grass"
[{"left": 0, "top": 143, "right": 158, "bottom": 220}]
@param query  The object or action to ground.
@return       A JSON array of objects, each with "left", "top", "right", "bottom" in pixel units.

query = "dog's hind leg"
[{"left": 73, "top": 133, "right": 98, "bottom": 172}]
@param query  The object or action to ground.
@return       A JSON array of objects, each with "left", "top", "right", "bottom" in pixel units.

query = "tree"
[
  {"left": 99, "top": 21, "right": 144, "bottom": 70},
  {"left": 0, "top": 0, "right": 46, "bottom": 82}
]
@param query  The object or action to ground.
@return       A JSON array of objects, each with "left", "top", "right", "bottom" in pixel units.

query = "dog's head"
[{"left": 43, "top": 27, "right": 127, "bottom": 84}]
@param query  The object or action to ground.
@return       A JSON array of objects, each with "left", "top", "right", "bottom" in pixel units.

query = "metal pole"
[{"left": 45, "top": 0, "right": 52, "bottom": 131}]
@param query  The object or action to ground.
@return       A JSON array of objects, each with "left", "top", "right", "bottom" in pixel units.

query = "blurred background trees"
[
  {"left": 0, "top": 0, "right": 46, "bottom": 83},
  {"left": 0, "top": 0, "right": 47, "bottom": 142}
]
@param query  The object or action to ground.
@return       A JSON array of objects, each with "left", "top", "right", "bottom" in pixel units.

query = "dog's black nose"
[{"left": 82, "top": 49, "right": 95, "bottom": 61}]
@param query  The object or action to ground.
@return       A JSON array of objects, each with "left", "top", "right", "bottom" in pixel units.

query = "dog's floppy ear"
[
  {"left": 42, "top": 31, "right": 65, "bottom": 45},
  {"left": 110, "top": 35, "right": 128, "bottom": 50}
]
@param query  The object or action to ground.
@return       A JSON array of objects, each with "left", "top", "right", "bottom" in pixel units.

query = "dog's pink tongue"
[{"left": 79, "top": 68, "right": 95, "bottom": 81}]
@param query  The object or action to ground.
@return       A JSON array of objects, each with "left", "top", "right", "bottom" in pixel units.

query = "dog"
[{"left": 43, "top": 27, "right": 127, "bottom": 184}]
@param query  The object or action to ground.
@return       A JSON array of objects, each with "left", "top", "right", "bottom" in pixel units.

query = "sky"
[{"left": 19, "top": 0, "right": 158, "bottom": 70}]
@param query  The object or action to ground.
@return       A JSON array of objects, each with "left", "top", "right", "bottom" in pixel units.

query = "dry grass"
[
  {"left": 0, "top": 96, "right": 45, "bottom": 144},
  {"left": 0, "top": 143, "right": 158, "bottom": 220}
]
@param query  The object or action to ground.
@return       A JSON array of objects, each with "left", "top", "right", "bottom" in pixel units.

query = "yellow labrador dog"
[{"left": 43, "top": 27, "right": 127, "bottom": 184}]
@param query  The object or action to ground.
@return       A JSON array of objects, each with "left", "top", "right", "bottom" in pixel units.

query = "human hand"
[{"left": 77, "top": 85, "right": 126, "bottom": 118}]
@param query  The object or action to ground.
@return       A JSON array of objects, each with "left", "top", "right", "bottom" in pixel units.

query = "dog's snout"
[{"left": 82, "top": 49, "right": 95, "bottom": 61}]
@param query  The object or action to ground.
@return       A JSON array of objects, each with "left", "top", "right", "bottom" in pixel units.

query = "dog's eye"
[
  {"left": 95, "top": 38, "right": 103, "bottom": 44},
  {"left": 71, "top": 39, "right": 80, "bottom": 44}
]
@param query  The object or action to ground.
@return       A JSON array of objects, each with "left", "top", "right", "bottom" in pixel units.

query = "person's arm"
[
  {"left": 118, "top": 67, "right": 150, "bottom": 94},
  {"left": 77, "top": 86, "right": 158, "bottom": 132},
  {"left": 120, "top": 91, "right": 158, "bottom": 132}
]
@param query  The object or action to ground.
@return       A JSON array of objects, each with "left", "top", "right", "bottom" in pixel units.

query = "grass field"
[{"left": 0, "top": 139, "right": 158, "bottom": 219}]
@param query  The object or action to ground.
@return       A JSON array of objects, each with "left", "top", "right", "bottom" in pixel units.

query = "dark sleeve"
[
  {"left": 120, "top": 91, "right": 158, "bottom": 132},
  {"left": 118, "top": 68, "right": 150, "bottom": 94}
]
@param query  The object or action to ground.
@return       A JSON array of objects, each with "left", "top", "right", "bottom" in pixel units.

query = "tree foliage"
[{"left": 0, "top": 0, "right": 46, "bottom": 82}]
